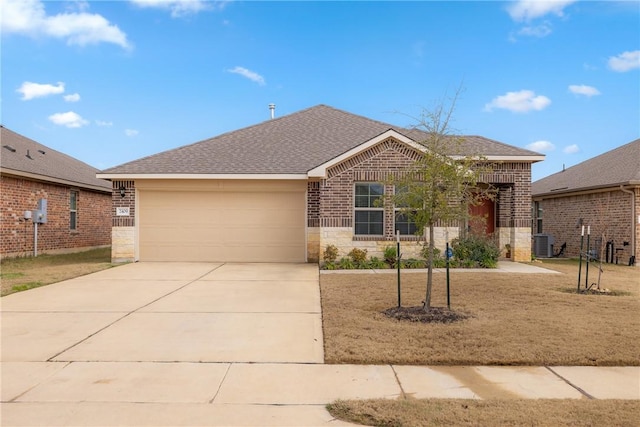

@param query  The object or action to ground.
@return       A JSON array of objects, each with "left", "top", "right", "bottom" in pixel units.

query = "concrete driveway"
[
  {"left": 1, "top": 262, "right": 352, "bottom": 426},
  {"left": 1, "top": 262, "right": 323, "bottom": 364}
]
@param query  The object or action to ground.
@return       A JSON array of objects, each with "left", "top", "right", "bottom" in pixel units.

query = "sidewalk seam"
[
  {"left": 545, "top": 366, "right": 595, "bottom": 399},
  {"left": 390, "top": 365, "right": 407, "bottom": 399}
]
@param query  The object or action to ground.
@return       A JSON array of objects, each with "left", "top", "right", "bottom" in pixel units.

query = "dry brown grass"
[
  {"left": 1, "top": 247, "right": 113, "bottom": 296},
  {"left": 321, "top": 259, "right": 640, "bottom": 365},
  {"left": 327, "top": 398, "right": 640, "bottom": 427}
]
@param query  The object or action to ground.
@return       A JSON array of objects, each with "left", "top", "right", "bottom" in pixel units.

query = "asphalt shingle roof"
[
  {"left": 102, "top": 105, "right": 542, "bottom": 175},
  {"left": 0, "top": 126, "right": 111, "bottom": 192},
  {"left": 532, "top": 139, "right": 640, "bottom": 196}
]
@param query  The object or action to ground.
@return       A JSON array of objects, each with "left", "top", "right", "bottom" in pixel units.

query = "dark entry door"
[{"left": 468, "top": 197, "right": 495, "bottom": 235}]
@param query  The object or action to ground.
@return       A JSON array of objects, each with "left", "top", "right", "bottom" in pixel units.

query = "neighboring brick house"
[
  {"left": 0, "top": 126, "right": 111, "bottom": 257},
  {"left": 98, "top": 105, "right": 543, "bottom": 264},
  {"left": 532, "top": 139, "right": 639, "bottom": 266}
]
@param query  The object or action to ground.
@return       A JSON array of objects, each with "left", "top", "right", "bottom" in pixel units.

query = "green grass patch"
[
  {"left": 0, "top": 272, "right": 24, "bottom": 280},
  {"left": 1, "top": 247, "right": 111, "bottom": 269},
  {"left": 11, "top": 282, "right": 44, "bottom": 293},
  {"left": 1, "top": 247, "right": 113, "bottom": 297}
]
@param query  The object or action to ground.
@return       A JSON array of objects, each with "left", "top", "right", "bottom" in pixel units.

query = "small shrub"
[
  {"left": 451, "top": 235, "right": 500, "bottom": 269},
  {"left": 461, "top": 259, "right": 477, "bottom": 268},
  {"left": 323, "top": 244, "right": 339, "bottom": 263},
  {"left": 323, "top": 261, "right": 337, "bottom": 270},
  {"left": 348, "top": 248, "right": 368, "bottom": 265},
  {"left": 338, "top": 257, "right": 355, "bottom": 270},
  {"left": 405, "top": 258, "right": 426, "bottom": 269},
  {"left": 383, "top": 246, "right": 398, "bottom": 268},
  {"left": 432, "top": 257, "right": 447, "bottom": 268},
  {"left": 367, "top": 256, "right": 387, "bottom": 269},
  {"left": 420, "top": 246, "right": 442, "bottom": 260}
]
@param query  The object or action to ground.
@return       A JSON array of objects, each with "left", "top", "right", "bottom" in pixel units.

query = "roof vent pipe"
[{"left": 269, "top": 103, "right": 275, "bottom": 119}]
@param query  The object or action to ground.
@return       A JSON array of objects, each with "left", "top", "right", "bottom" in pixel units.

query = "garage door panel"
[{"left": 138, "top": 182, "right": 306, "bottom": 262}]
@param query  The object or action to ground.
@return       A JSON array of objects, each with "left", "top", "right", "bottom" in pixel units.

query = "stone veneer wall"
[
  {"left": 534, "top": 187, "right": 639, "bottom": 264},
  {"left": 313, "top": 137, "right": 534, "bottom": 263},
  {"left": 110, "top": 180, "right": 136, "bottom": 262},
  {"left": 1, "top": 175, "right": 111, "bottom": 257}
]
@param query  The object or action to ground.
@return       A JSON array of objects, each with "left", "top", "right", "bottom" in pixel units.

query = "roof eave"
[
  {"left": 96, "top": 173, "right": 309, "bottom": 180},
  {"left": 533, "top": 181, "right": 640, "bottom": 198},
  {"left": 1, "top": 168, "right": 111, "bottom": 193}
]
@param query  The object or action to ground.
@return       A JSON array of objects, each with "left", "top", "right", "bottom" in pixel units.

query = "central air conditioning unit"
[{"left": 533, "top": 234, "right": 554, "bottom": 258}]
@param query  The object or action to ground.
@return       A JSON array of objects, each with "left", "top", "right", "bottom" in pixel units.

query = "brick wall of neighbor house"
[
  {"left": 635, "top": 187, "right": 640, "bottom": 265},
  {"left": 315, "top": 138, "right": 534, "bottom": 263},
  {"left": 111, "top": 180, "right": 136, "bottom": 262},
  {"left": 0, "top": 175, "right": 111, "bottom": 257},
  {"left": 535, "top": 188, "right": 639, "bottom": 265}
]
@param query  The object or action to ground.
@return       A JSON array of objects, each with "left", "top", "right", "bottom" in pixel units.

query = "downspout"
[{"left": 620, "top": 185, "right": 636, "bottom": 265}]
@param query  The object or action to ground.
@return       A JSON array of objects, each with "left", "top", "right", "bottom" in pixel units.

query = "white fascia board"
[
  {"left": 307, "top": 130, "right": 422, "bottom": 178},
  {"left": 449, "top": 155, "right": 546, "bottom": 162},
  {"left": 2, "top": 168, "right": 111, "bottom": 193},
  {"left": 96, "top": 173, "right": 309, "bottom": 180}
]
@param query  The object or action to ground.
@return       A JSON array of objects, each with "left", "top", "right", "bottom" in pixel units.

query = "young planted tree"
[{"left": 391, "top": 92, "right": 495, "bottom": 312}]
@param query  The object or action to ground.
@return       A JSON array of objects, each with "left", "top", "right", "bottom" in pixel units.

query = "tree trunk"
[{"left": 424, "top": 223, "right": 435, "bottom": 312}]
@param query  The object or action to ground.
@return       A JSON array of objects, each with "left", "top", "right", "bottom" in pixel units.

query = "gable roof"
[
  {"left": 100, "top": 104, "right": 543, "bottom": 178},
  {"left": 0, "top": 126, "right": 111, "bottom": 193},
  {"left": 532, "top": 138, "right": 640, "bottom": 197}
]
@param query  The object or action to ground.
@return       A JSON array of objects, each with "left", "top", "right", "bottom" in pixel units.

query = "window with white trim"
[
  {"left": 70, "top": 190, "right": 78, "bottom": 230},
  {"left": 354, "top": 183, "right": 384, "bottom": 235},
  {"left": 533, "top": 201, "right": 543, "bottom": 233},
  {"left": 394, "top": 185, "right": 418, "bottom": 235}
]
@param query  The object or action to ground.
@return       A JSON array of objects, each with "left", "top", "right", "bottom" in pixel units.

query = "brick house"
[
  {"left": 0, "top": 126, "right": 111, "bottom": 257},
  {"left": 532, "top": 139, "right": 639, "bottom": 266},
  {"left": 98, "top": 105, "right": 543, "bottom": 264}
]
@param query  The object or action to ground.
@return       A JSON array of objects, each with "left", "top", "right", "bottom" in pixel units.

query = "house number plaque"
[{"left": 116, "top": 207, "right": 130, "bottom": 216}]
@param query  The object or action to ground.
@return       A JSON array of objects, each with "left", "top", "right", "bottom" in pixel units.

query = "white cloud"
[
  {"left": 65, "top": 1, "right": 90, "bottom": 13},
  {"left": 125, "top": 129, "right": 139, "bottom": 137},
  {"left": 95, "top": 120, "right": 113, "bottom": 126},
  {"left": 517, "top": 22, "right": 552, "bottom": 38},
  {"left": 48, "top": 111, "right": 89, "bottom": 128},
  {"left": 563, "top": 144, "right": 579, "bottom": 154},
  {"left": 507, "top": 0, "right": 577, "bottom": 22},
  {"left": 17, "top": 81, "right": 65, "bottom": 100},
  {"left": 227, "top": 66, "right": 266, "bottom": 86},
  {"left": 64, "top": 93, "right": 81, "bottom": 102},
  {"left": 608, "top": 50, "right": 640, "bottom": 72},
  {"left": 484, "top": 90, "right": 551, "bottom": 113},
  {"left": 568, "top": 84, "right": 600, "bottom": 97},
  {"left": 526, "top": 140, "right": 555, "bottom": 152},
  {"left": 129, "top": 0, "right": 225, "bottom": 17},
  {"left": 1, "top": 0, "right": 130, "bottom": 49}
]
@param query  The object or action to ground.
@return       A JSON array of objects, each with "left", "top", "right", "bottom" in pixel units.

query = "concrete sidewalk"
[
  {"left": 2, "top": 363, "right": 638, "bottom": 426},
  {"left": 1, "top": 262, "right": 637, "bottom": 426}
]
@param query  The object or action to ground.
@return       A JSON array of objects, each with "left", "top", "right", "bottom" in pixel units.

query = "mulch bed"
[{"left": 382, "top": 305, "right": 472, "bottom": 324}]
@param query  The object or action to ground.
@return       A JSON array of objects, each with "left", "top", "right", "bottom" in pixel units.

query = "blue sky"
[{"left": 2, "top": 0, "right": 639, "bottom": 181}]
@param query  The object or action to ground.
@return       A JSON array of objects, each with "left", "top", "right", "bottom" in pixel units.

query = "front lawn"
[
  {"left": 320, "top": 259, "right": 640, "bottom": 366},
  {"left": 1, "top": 247, "right": 114, "bottom": 296},
  {"left": 327, "top": 398, "right": 640, "bottom": 427}
]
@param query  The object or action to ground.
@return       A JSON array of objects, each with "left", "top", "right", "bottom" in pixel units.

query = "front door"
[{"left": 468, "top": 197, "right": 495, "bottom": 235}]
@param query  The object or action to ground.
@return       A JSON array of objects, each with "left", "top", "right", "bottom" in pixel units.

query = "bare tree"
[{"left": 390, "top": 90, "right": 495, "bottom": 312}]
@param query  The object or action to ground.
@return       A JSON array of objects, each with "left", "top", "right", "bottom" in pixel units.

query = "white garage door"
[{"left": 137, "top": 180, "right": 306, "bottom": 262}]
